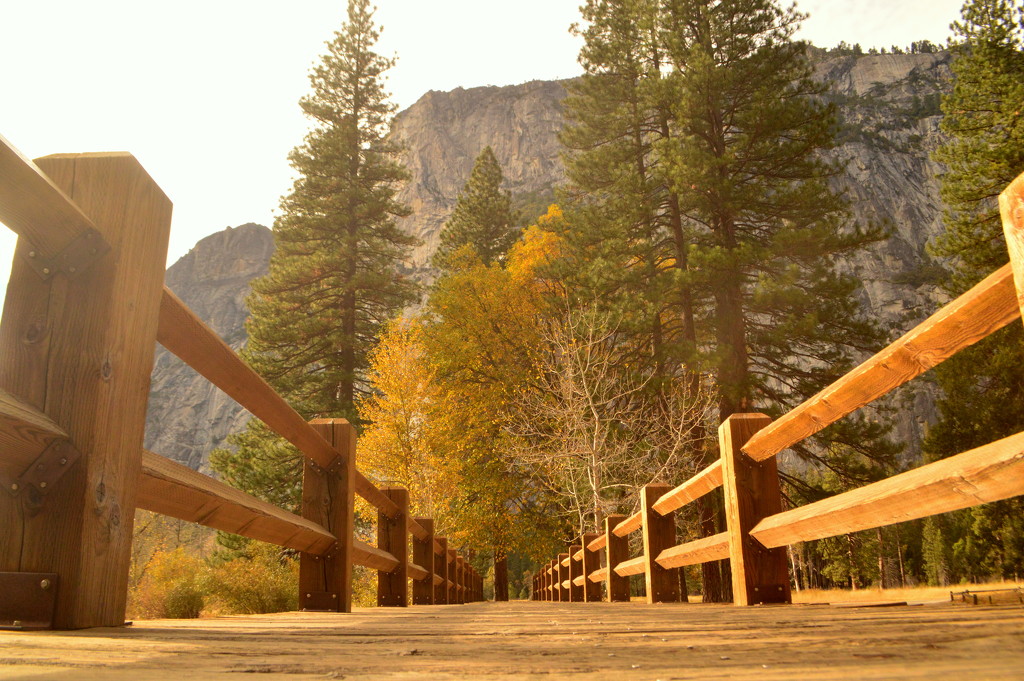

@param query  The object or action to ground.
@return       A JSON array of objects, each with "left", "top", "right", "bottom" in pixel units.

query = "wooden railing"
[
  {"left": 0, "top": 138, "right": 482, "bottom": 630},
  {"left": 534, "top": 171, "right": 1024, "bottom": 606}
]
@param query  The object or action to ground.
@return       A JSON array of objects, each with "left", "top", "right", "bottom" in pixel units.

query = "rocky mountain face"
[
  {"left": 144, "top": 50, "right": 954, "bottom": 471},
  {"left": 144, "top": 223, "right": 274, "bottom": 471}
]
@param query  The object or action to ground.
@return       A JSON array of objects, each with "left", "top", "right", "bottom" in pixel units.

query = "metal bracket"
[
  {"left": 300, "top": 591, "right": 340, "bottom": 612},
  {"left": 0, "top": 572, "right": 58, "bottom": 630},
  {"left": 5, "top": 439, "right": 82, "bottom": 497},
  {"left": 22, "top": 228, "right": 111, "bottom": 281}
]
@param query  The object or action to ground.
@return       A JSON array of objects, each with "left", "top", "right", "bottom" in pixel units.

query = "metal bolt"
[
  {"left": 68, "top": 266, "right": 77, "bottom": 274},
  {"left": 306, "top": 593, "right": 312, "bottom": 598},
  {"left": 59, "top": 458, "right": 67, "bottom": 466},
  {"left": 10, "top": 483, "right": 18, "bottom": 491},
  {"left": 12, "top": 621, "right": 21, "bottom": 628},
  {"left": 40, "top": 579, "right": 51, "bottom": 590},
  {"left": 39, "top": 482, "right": 47, "bottom": 489},
  {"left": 42, "top": 267, "right": 51, "bottom": 275},
  {"left": 28, "top": 251, "right": 37, "bottom": 258}
]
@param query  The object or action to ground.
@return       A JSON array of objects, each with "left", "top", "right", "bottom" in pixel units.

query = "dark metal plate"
[{"left": 0, "top": 572, "right": 58, "bottom": 630}]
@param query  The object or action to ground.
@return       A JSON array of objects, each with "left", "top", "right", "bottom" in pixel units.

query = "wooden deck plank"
[{"left": 0, "top": 602, "right": 1021, "bottom": 680}]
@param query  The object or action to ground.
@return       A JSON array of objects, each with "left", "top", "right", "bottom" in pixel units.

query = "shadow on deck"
[{"left": 2, "top": 601, "right": 1023, "bottom": 680}]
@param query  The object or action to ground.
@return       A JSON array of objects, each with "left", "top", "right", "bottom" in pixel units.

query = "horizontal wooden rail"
[
  {"left": 560, "top": 555, "right": 571, "bottom": 567},
  {"left": 0, "top": 387, "right": 70, "bottom": 486},
  {"left": 743, "top": 264, "right": 1020, "bottom": 461},
  {"left": 572, "top": 548, "right": 583, "bottom": 561},
  {"left": 407, "top": 561, "right": 429, "bottom": 582},
  {"left": 156, "top": 289, "right": 400, "bottom": 518},
  {"left": 751, "top": 430, "right": 1024, "bottom": 547},
  {"left": 561, "top": 579, "right": 570, "bottom": 589},
  {"left": 588, "top": 567, "right": 608, "bottom": 583},
  {"left": 613, "top": 511, "right": 642, "bottom": 537},
  {"left": 432, "top": 573, "right": 443, "bottom": 587},
  {"left": 652, "top": 461, "right": 723, "bottom": 515},
  {"left": 138, "top": 450, "right": 335, "bottom": 555},
  {"left": 572, "top": 575, "right": 585, "bottom": 587},
  {"left": 614, "top": 556, "right": 646, "bottom": 577},
  {"left": 655, "top": 532, "right": 729, "bottom": 569},
  {"left": 353, "top": 539, "right": 399, "bottom": 572},
  {"left": 586, "top": 534, "right": 607, "bottom": 552},
  {"left": 0, "top": 134, "right": 103, "bottom": 263}
]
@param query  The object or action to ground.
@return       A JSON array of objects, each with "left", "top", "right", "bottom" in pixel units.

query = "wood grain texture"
[
  {"left": 376, "top": 487, "right": 409, "bottom": 606},
  {"left": 721, "top": 414, "right": 791, "bottom": 606},
  {"left": 139, "top": 450, "right": 334, "bottom": 555},
  {"left": 299, "top": 419, "right": 356, "bottom": 612},
  {"left": 0, "top": 153, "right": 172, "bottom": 629},
  {"left": 407, "top": 561, "right": 429, "bottom": 582},
  {"left": 155, "top": 290, "right": 399, "bottom": 518},
  {"left": 433, "top": 537, "right": 448, "bottom": 604},
  {"left": 652, "top": 461, "right": 723, "bottom": 515},
  {"left": 568, "top": 544, "right": 583, "bottom": 602},
  {"left": 742, "top": 265, "right": 1020, "bottom": 461},
  {"left": 580, "top": 533, "right": 602, "bottom": 602},
  {"left": 1001, "top": 172, "right": 1024, "bottom": 320},
  {"left": 614, "top": 556, "right": 646, "bottom": 577},
  {"left": 0, "top": 135, "right": 98, "bottom": 257},
  {"left": 411, "top": 518, "right": 434, "bottom": 604},
  {"left": 605, "top": 514, "right": 630, "bottom": 602},
  {"left": 641, "top": 484, "right": 679, "bottom": 604},
  {"left": 352, "top": 540, "right": 398, "bottom": 572},
  {"left": 655, "top": 532, "right": 730, "bottom": 569},
  {"left": 588, "top": 567, "right": 609, "bottom": 583},
  {"left": 751, "top": 429, "right": 1024, "bottom": 548},
  {"left": 613, "top": 511, "right": 642, "bottom": 537},
  {"left": 0, "top": 386, "right": 69, "bottom": 486},
  {"left": 586, "top": 534, "right": 607, "bottom": 551}
]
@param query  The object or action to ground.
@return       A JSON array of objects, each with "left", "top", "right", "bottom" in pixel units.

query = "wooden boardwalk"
[{"left": 1, "top": 601, "right": 1023, "bottom": 680}]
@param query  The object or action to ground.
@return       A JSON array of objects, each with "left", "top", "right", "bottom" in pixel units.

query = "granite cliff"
[{"left": 144, "top": 50, "right": 954, "bottom": 470}]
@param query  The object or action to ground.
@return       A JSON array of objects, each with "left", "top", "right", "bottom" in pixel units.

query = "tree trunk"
[{"left": 493, "top": 550, "right": 509, "bottom": 602}]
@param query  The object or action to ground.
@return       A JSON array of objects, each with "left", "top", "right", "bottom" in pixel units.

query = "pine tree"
[
  {"left": 211, "top": 0, "right": 417, "bottom": 507},
  {"left": 432, "top": 146, "right": 521, "bottom": 270},
  {"left": 923, "top": 0, "right": 1024, "bottom": 583}
]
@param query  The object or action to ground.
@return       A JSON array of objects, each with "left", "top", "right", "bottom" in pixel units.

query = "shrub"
[
  {"left": 205, "top": 542, "right": 298, "bottom": 614},
  {"left": 129, "top": 547, "right": 206, "bottom": 619}
]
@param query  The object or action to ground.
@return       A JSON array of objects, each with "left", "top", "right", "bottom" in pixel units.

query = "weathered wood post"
[
  {"left": 557, "top": 552, "right": 570, "bottom": 602},
  {"left": 447, "top": 549, "right": 457, "bottom": 603},
  {"left": 642, "top": 484, "right": 680, "bottom": 604},
  {"left": 1000, "top": 172, "right": 1024, "bottom": 319},
  {"left": 412, "top": 517, "right": 434, "bottom": 605},
  {"left": 604, "top": 514, "right": 630, "bottom": 602},
  {"left": 720, "top": 413, "right": 791, "bottom": 606},
  {"left": 300, "top": 418, "right": 356, "bottom": 612},
  {"left": 0, "top": 152, "right": 172, "bottom": 629},
  {"left": 546, "top": 560, "right": 554, "bottom": 601},
  {"left": 434, "top": 537, "right": 448, "bottom": 604},
  {"left": 377, "top": 487, "right": 409, "bottom": 606},
  {"left": 581, "top": 533, "right": 602, "bottom": 602},
  {"left": 454, "top": 555, "right": 465, "bottom": 604},
  {"left": 568, "top": 544, "right": 583, "bottom": 602}
]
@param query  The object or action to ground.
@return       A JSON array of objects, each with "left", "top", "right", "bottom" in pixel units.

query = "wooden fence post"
[
  {"left": 545, "top": 560, "right": 553, "bottom": 601},
  {"left": 581, "top": 533, "right": 602, "bottom": 602},
  {"left": 568, "top": 544, "right": 583, "bottom": 602},
  {"left": 447, "top": 550, "right": 457, "bottom": 603},
  {"left": 434, "top": 537, "right": 448, "bottom": 604},
  {"left": 0, "top": 153, "right": 172, "bottom": 629},
  {"left": 377, "top": 487, "right": 409, "bottom": 607},
  {"left": 720, "top": 413, "right": 791, "bottom": 606},
  {"left": 557, "top": 552, "right": 570, "bottom": 602},
  {"left": 412, "top": 517, "right": 434, "bottom": 605},
  {"left": 299, "top": 418, "right": 356, "bottom": 613},
  {"left": 642, "top": 484, "right": 680, "bottom": 604},
  {"left": 604, "top": 514, "right": 630, "bottom": 602}
]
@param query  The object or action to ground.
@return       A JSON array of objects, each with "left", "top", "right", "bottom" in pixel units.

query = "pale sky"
[{"left": 0, "top": 0, "right": 966, "bottom": 309}]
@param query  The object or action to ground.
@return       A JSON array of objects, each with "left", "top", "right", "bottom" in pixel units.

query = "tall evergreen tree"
[
  {"left": 211, "top": 0, "right": 417, "bottom": 509},
  {"left": 923, "top": 0, "right": 1024, "bottom": 580},
  {"left": 432, "top": 146, "right": 521, "bottom": 269}
]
